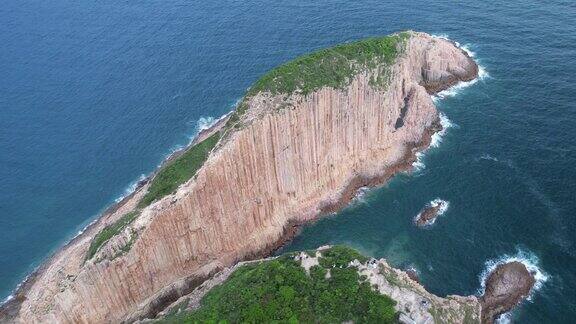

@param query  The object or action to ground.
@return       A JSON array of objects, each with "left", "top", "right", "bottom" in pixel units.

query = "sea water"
[{"left": 1, "top": 0, "right": 575, "bottom": 322}]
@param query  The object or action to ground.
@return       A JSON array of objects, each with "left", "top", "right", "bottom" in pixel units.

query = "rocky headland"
[{"left": 1, "top": 31, "right": 486, "bottom": 323}]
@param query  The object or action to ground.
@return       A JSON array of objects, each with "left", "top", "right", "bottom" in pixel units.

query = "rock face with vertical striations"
[{"left": 1, "top": 31, "right": 479, "bottom": 323}]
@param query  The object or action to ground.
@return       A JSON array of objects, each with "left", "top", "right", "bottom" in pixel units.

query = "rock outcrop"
[
  {"left": 415, "top": 199, "right": 449, "bottom": 226},
  {"left": 154, "top": 245, "right": 482, "bottom": 324},
  {"left": 0, "top": 31, "right": 478, "bottom": 323},
  {"left": 480, "top": 262, "right": 536, "bottom": 324}
]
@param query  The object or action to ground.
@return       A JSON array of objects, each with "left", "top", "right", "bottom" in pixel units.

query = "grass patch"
[
  {"left": 160, "top": 246, "right": 397, "bottom": 323},
  {"left": 247, "top": 32, "right": 410, "bottom": 97},
  {"left": 138, "top": 132, "right": 220, "bottom": 208},
  {"left": 85, "top": 210, "right": 139, "bottom": 261}
]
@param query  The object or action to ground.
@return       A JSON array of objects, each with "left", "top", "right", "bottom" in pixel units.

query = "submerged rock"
[{"left": 480, "top": 261, "right": 536, "bottom": 323}]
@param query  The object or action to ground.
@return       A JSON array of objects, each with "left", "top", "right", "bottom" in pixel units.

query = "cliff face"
[{"left": 5, "top": 31, "right": 478, "bottom": 323}]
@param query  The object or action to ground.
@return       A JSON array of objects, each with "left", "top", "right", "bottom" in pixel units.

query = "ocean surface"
[{"left": 1, "top": 0, "right": 575, "bottom": 321}]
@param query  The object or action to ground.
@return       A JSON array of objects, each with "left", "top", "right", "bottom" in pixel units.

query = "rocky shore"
[
  {"left": 1, "top": 31, "right": 483, "bottom": 323},
  {"left": 152, "top": 246, "right": 537, "bottom": 324}
]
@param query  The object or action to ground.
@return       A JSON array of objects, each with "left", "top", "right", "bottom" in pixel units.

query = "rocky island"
[{"left": 0, "top": 31, "right": 507, "bottom": 323}]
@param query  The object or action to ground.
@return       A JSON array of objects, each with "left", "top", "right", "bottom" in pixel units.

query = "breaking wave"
[
  {"left": 114, "top": 174, "right": 147, "bottom": 203},
  {"left": 353, "top": 186, "right": 370, "bottom": 203},
  {"left": 412, "top": 113, "right": 454, "bottom": 172},
  {"left": 478, "top": 248, "right": 549, "bottom": 301},
  {"left": 430, "top": 113, "right": 454, "bottom": 148}
]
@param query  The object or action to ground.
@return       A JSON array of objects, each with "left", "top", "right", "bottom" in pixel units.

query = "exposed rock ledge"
[{"left": 1, "top": 31, "right": 479, "bottom": 323}]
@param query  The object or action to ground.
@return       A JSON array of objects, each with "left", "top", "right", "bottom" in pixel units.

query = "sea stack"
[
  {"left": 1, "top": 31, "right": 478, "bottom": 323},
  {"left": 481, "top": 261, "right": 536, "bottom": 323}
]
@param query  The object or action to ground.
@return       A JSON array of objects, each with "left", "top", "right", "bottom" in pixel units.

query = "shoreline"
[
  {"left": 122, "top": 119, "right": 444, "bottom": 322},
  {"left": 0, "top": 113, "right": 231, "bottom": 318},
  {"left": 126, "top": 116, "right": 445, "bottom": 322},
  {"left": 1, "top": 34, "right": 480, "bottom": 322}
]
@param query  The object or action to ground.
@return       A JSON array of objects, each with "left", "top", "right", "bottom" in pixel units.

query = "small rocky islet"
[{"left": 414, "top": 199, "right": 449, "bottom": 227}]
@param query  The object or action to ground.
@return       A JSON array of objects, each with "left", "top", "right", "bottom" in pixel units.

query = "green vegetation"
[
  {"left": 85, "top": 210, "right": 140, "bottom": 261},
  {"left": 218, "top": 33, "right": 410, "bottom": 134},
  {"left": 247, "top": 32, "right": 409, "bottom": 96},
  {"left": 138, "top": 132, "right": 221, "bottom": 208},
  {"left": 221, "top": 101, "right": 249, "bottom": 132},
  {"left": 318, "top": 244, "right": 368, "bottom": 268},
  {"left": 161, "top": 246, "right": 397, "bottom": 323}
]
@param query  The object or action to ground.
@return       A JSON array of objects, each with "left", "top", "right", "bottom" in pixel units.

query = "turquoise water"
[{"left": 1, "top": 0, "right": 575, "bottom": 322}]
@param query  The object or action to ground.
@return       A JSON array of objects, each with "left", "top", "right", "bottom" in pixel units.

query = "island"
[{"left": 0, "top": 31, "right": 513, "bottom": 323}]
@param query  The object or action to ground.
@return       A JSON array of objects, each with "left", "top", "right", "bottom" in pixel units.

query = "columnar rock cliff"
[{"left": 1, "top": 31, "right": 478, "bottom": 323}]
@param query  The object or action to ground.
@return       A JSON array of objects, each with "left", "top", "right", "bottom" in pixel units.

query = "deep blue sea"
[{"left": 1, "top": 0, "right": 575, "bottom": 322}]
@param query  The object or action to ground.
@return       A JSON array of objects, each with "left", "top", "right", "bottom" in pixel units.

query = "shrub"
[
  {"left": 85, "top": 210, "right": 139, "bottom": 261},
  {"left": 161, "top": 246, "right": 397, "bottom": 323},
  {"left": 139, "top": 132, "right": 220, "bottom": 208}
]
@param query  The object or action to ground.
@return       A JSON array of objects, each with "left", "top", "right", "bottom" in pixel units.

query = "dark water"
[{"left": 1, "top": 0, "right": 575, "bottom": 321}]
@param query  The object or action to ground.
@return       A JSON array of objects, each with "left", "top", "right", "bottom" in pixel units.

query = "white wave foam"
[
  {"left": 76, "top": 218, "right": 98, "bottom": 236},
  {"left": 354, "top": 186, "right": 370, "bottom": 202},
  {"left": 434, "top": 77, "right": 479, "bottom": 100},
  {"left": 164, "top": 113, "right": 228, "bottom": 165},
  {"left": 411, "top": 113, "right": 454, "bottom": 172},
  {"left": 114, "top": 174, "right": 146, "bottom": 204},
  {"left": 430, "top": 113, "right": 454, "bottom": 148},
  {"left": 478, "top": 248, "right": 549, "bottom": 301},
  {"left": 431, "top": 34, "right": 451, "bottom": 41},
  {"left": 2, "top": 294, "right": 14, "bottom": 305},
  {"left": 431, "top": 198, "right": 449, "bottom": 215},
  {"left": 1, "top": 269, "right": 36, "bottom": 306},
  {"left": 496, "top": 312, "right": 513, "bottom": 324},
  {"left": 460, "top": 44, "right": 476, "bottom": 58},
  {"left": 412, "top": 151, "right": 426, "bottom": 172},
  {"left": 196, "top": 116, "right": 216, "bottom": 132},
  {"left": 404, "top": 265, "right": 420, "bottom": 276}
]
